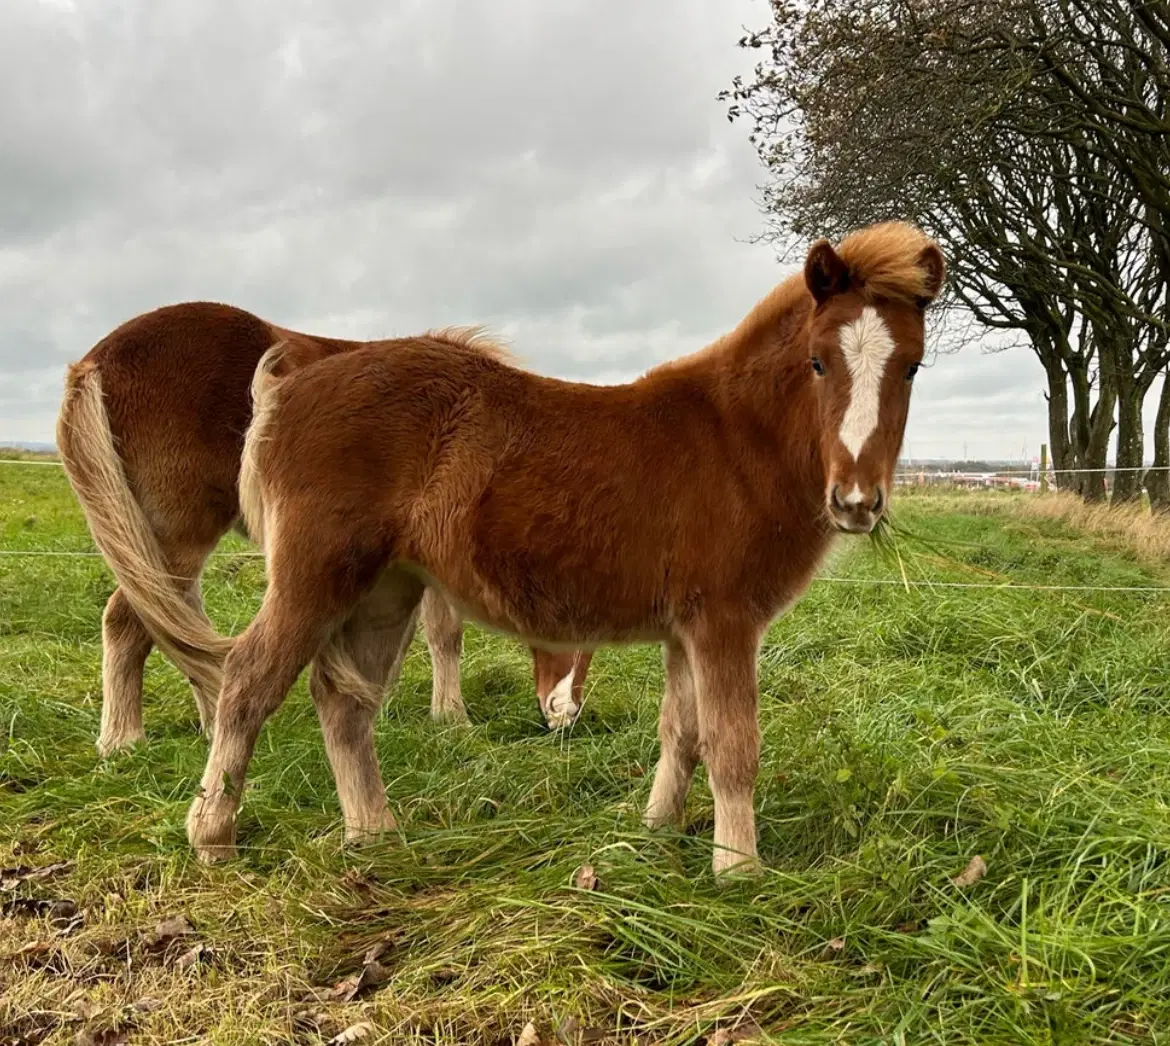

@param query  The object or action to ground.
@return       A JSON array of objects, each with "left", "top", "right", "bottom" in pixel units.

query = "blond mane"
[
  {"left": 425, "top": 325, "right": 516, "bottom": 366},
  {"left": 648, "top": 221, "right": 939, "bottom": 378}
]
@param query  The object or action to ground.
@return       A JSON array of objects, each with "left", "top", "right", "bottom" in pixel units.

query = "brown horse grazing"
[
  {"left": 187, "top": 222, "right": 944, "bottom": 873},
  {"left": 55, "top": 303, "right": 591, "bottom": 756}
]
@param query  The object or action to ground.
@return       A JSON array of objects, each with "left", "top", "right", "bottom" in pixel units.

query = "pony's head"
[{"left": 802, "top": 224, "right": 945, "bottom": 533}]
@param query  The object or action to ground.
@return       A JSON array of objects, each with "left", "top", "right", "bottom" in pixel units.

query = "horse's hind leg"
[
  {"left": 186, "top": 589, "right": 333, "bottom": 862},
  {"left": 644, "top": 640, "right": 699, "bottom": 829},
  {"left": 96, "top": 543, "right": 217, "bottom": 754},
  {"left": 97, "top": 587, "right": 153, "bottom": 755},
  {"left": 178, "top": 567, "right": 220, "bottom": 737},
  {"left": 312, "top": 571, "right": 426, "bottom": 841},
  {"left": 421, "top": 587, "right": 469, "bottom": 724}
]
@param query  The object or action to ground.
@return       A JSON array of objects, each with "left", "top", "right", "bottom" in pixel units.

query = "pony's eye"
[
  {"left": 810, "top": 356, "right": 825, "bottom": 376},
  {"left": 906, "top": 362, "right": 920, "bottom": 381}
]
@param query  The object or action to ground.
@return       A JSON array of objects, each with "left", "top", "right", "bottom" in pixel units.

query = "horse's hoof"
[
  {"left": 186, "top": 795, "right": 238, "bottom": 862},
  {"left": 344, "top": 809, "right": 399, "bottom": 846},
  {"left": 431, "top": 706, "right": 470, "bottom": 727},
  {"left": 712, "top": 848, "right": 762, "bottom": 880},
  {"left": 96, "top": 729, "right": 146, "bottom": 757}
]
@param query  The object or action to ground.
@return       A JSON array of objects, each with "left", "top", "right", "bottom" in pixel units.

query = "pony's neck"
[{"left": 708, "top": 291, "right": 827, "bottom": 510}]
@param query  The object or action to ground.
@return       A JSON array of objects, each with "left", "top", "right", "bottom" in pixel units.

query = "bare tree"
[{"left": 724, "top": 0, "right": 1170, "bottom": 504}]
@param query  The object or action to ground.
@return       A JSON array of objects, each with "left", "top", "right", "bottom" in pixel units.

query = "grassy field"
[{"left": 2, "top": 464, "right": 1170, "bottom": 1046}]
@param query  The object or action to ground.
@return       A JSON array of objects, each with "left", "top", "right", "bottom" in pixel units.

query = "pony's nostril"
[
  {"left": 830, "top": 485, "right": 844, "bottom": 511},
  {"left": 872, "top": 487, "right": 884, "bottom": 515}
]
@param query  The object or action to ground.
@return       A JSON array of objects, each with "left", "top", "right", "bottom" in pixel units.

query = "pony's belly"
[{"left": 422, "top": 574, "right": 667, "bottom": 649}]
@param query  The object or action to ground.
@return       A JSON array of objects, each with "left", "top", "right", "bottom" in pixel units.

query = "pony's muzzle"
[{"left": 828, "top": 482, "right": 884, "bottom": 533}]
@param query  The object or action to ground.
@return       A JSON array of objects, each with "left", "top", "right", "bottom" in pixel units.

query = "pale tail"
[
  {"left": 237, "top": 341, "right": 288, "bottom": 550},
  {"left": 56, "top": 364, "right": 234, "bottom": 701}
]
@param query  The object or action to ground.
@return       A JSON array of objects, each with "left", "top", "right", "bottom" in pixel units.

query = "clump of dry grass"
[
  {"left": 1013, "top": 490, "right": 1170, "bottom": 563},
  {"left": 896, "top": 485, "right": 1170, "bottom": 570},
  {"left": 0, "top": 447, "right": 59, "bottom": 462}
]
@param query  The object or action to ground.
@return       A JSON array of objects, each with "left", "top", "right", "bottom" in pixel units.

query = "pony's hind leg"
[
  {"left": 421, "top": 587, "right": 469, "bottom": 724},
  {"left": 686, "top": 623, "right": 763, "bottom": 877},
  {"left": 185, "top": 593, "right": 332, "bottom": 862},
  {"left": 180, "top": 570, "right": 219, "bottom": 737},
  {"left": 97, "top": 587, "right": 153, "bottom": 755},
  {"left": 96, "top": 543, "right": 217, "bottom": 754},
  {"left": 644, "top": 640, "right": 699, "bottom": 829},
  {"left": 311, "top": 571, "right": 425, "bottom": 841}
]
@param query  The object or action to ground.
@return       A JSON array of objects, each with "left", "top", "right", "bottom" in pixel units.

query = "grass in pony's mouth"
[{"left": 3, "top": 470, "right": 1170, "bottom": 1044}]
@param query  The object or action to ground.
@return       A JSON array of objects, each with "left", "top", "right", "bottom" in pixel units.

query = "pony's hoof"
[
  {"left": 186, "top": 795, "right": 238, "bottom": 862},
  {"left": 96, "top": 729, "right": 146, "bottom": 757},
  {"left": 432, "top": 706, "right": 470, "bottom": 727},
  {"left": 195, "top": 841, "right": 237, "bottom": 864},
  {"left": 344, "top": 809, "right": 399, "bottom": 846},
  {"left": 543, "top": 692, "right": 580, "bottom": 731},
  {"left": 712, "top": 848, "right": 762, "bottom": 880}
]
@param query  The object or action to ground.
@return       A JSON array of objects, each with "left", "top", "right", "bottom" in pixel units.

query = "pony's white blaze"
[{"left": 838, "top": 307, "right": 896, "bottom": 460}]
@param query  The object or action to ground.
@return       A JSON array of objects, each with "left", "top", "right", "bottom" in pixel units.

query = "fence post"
[{"left": 1039, "top": 444, "right": 1048, "bottom": 494}]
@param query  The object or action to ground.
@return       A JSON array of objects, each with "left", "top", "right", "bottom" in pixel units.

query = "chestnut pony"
[
  {"left": 188, "top": 222, "right": 944, "bottom": 873},
  {"left": 56, "top": 304, "right": 591, "bottom": 756}
]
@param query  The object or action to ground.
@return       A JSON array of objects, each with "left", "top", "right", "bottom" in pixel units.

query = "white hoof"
[{"left": 543, "top": 671, "right": 580, "bottom": 730}]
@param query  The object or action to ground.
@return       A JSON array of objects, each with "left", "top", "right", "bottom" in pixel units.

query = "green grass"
[{"left": 2, "top": 466, "right": 1170, "bottom": 1045}]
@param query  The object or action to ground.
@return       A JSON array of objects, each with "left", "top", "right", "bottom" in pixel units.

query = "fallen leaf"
[
  {"left": 74, "top": 1028, "right": 130, "bottom": 1046},
  {"left": 708, "top": 1022, "right": 764, "bottom": 1044},
  {"left": 329, "top": 1022, "right": 374, "bottom": 1045},
  {"left": 0, "top": 861, "right": 73, "bottom": 891},
  {"left": 324, "top": 940, "right": 393, "bottom": 1002},
  {"left": 551, "top": 1027, "right": 606, "bottom": 1046},
  {"left": 3, "top": 897, "right": 53, "bottom": 918},
  {"left": 328, "top": 962, "right": 388, "bottom": 1002},
  {"left": 174, "top": 943, "right": 211, "bottom": 971},
  {"left": 952, "top": 855, "right": 987, "bottom": 888},
  {"left": 292, "top": 1007, "right": 330, "bottom": 1030},
  {"left": 144, "top": 915, "right": 195, "bottom": 951},
  {"left": 13, "top": 941, "right": 54, "bottom": 967},
  {"left": 82, "top": 936, "right": 128, "bottom": 960},
  {"left": 516, "top": 1021, "right": 543, "bottom": 1046},
  {"left": 340, "top": 869, "right": 375, "bottom": 895},
  {"left": 819, "top": 936, "right": 846, "bottom": 959},
  {"left": 50, "top": 900, "right": 83, "bottom": 935},
  {"left": 69, "top": 999, "right": 103, "bottom": 1021},
  {"left": 574, "top": 864, "right": 599, "bottom": 891},
  {"left": 362, "top": 940, "right": 389, "bottom": 966}
]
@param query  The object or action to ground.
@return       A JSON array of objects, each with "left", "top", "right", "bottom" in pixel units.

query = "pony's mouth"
[
  {"left": 831, "top": 513, "right": 877, "bottom": 535},
  {"left": 826, "top": 483, "right": 884, "bottom": 534}
]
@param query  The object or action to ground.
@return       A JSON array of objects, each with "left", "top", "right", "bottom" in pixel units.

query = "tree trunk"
[
  {"left": 1147, "top": 376, "right": 1170, "bottom": 513},
  {"left": 1065, "top": 359, "right": 1090, "bottom": 497},
  {"left": 1082, "top": 395, "right": 1115, "bottom": 503},
  {"left": 1043, "top": 358, "right": 1073, "bottom": 488},
  {"left": 1112, "top": 383, "right": 1145, "bottom": 503}
]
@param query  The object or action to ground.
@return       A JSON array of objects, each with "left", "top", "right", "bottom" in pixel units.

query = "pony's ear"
[
  {"left": 804, "top": 240, "right": 851, "bottom": 304},
  {"left": 915, "top": 243, "right": 946, "bottom": 306}
]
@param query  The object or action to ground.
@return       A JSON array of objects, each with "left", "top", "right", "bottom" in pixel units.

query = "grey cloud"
[{"left": 1, "top": 0, "right": 1057, "bottom": 457}]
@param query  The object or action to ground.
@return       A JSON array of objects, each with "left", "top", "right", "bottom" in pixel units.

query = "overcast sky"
[{"left": 1, "top": 0, "right": 1156, "bottom": 460}]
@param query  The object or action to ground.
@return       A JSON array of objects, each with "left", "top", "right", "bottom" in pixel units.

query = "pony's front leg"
[{"left": 687, "top": 622, "right": 763, "bottom": 877}]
